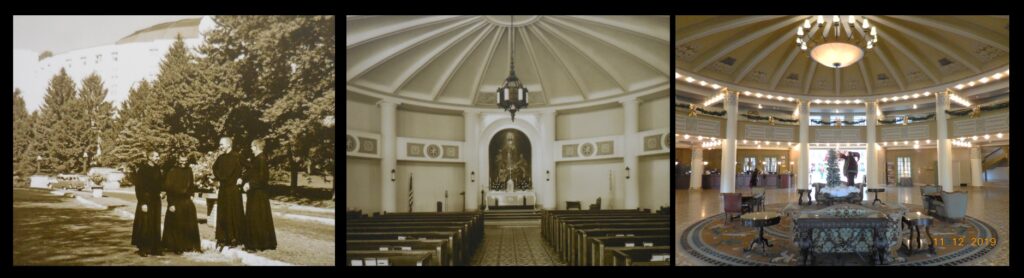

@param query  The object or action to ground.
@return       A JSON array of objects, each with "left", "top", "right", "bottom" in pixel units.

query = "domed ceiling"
[
  {"left": 676, "top": 16, "right": 1009, "bottom": 96},
  {"left": 347, "top": 16, "right": 670, "bottom": 107}
]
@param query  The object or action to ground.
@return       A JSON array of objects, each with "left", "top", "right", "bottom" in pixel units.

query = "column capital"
[
  {"left": 618, "top": 97, "right": 641, "bottom": 105},
  {"left": 376, "top": 99, "right": 402, "bottom": 108}
]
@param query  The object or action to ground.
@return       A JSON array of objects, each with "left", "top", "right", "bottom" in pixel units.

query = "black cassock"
[
  {"left": 162, "top": 166, "right": 201, "bottom": 253},
  {"left": 214, "top": 151, "right": 246, "bottom": 247},
  {"left": 244, "top": 153, "right": 277, "bottom": 251},
  {"left": 131, "top": 163, "right": 163, "bottom": 255}
]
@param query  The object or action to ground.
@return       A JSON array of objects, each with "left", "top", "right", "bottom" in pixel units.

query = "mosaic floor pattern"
[
  {"left": 679, "top": 203, "right": 1000, "bottom": 266},
  {"left": 469, "top": 224, "right": 565, "bottom": 266}
]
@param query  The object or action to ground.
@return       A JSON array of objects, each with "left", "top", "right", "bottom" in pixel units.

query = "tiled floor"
[
  {"left": 676, "top": 182, "right": 1009, "bottom": 266},
  {"left": 470, "top": 222, "right": 566, "bottom": 266}
]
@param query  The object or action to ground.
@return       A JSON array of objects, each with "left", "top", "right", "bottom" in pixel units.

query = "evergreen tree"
[
  {"left": 13, "top": 88, "right": 35, "bottom": 176},
  {"left": 197, "top": 15, "right": 335, "bottom": 188},
  {"left": 35, "top": 68, "right": 91, "bottom": 173},
  {"left": 78, "top": 73, "right": 118, "bottom": 167},
  {"left": 826, "top": 149, "right": 842, "bottom": 186}
]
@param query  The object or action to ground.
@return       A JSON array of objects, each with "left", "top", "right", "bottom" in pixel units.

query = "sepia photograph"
[{"left": 12, "top": 15, "right": 335, "bottom": 266}]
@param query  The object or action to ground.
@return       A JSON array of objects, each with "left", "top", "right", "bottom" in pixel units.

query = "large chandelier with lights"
[
  {"left": 497, "top": 15, "right": 529, "bottom": 122},
  {"left": 796, "top": 15, "right": 879, "bottom": 69}
]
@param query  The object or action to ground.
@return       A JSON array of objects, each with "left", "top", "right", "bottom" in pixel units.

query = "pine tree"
[
  {"left": 826, "top": 149, "right": 842, "bottom": 186},
  {"left": 198, "top": 15, "right": 335, "bottom": 188},
  {"left": 36, "top": 68, "right": 91, "bottom": 173},
  {"left": 113, "top": 80, "right": 168, "bottom": 168},
  {"left": 78, "top": 73, "right": 117, "bottom": 167},
  {"left": 13, "top": 88, "right": 35, "bottom": 176}
]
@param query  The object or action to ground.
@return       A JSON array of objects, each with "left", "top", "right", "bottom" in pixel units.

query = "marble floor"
[{"left": 675, "top": 182, "right": 1010, "bottom": 266}]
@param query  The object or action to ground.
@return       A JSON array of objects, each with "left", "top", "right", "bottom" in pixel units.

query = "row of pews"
[
  {"left": 347, "top": 212, "right": 484, "bottom": 266},
  {"left": 542, "top": 209, "right": 671, "bottom": 266}
]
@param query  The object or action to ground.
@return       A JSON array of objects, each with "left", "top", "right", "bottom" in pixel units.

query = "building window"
[
  {"left": 96, "top": 54, "right": 102, "bottom": 63},
  {"left": 112, "top": 52, "right": 118, "bottom": 62},
  {"left": 764, "top": 157, "right": 778, "bottom": 173},
  {"left": 897, "top": 157, "right": 912, "bottom": 179},
  {"left": 743, "top": 157, "right": 757, "bottom": 173},
  {"left": 830, "top": 115, "right": 845, "bottom": 123}
]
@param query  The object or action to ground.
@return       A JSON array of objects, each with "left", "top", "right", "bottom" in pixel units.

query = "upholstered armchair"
[
  {"left": 752, "top": 188, "right": 766, "bottom": 212},
  {"left": 722, "top": 193, "right": 747, "bottom": 222},
  {"left": 932, "top": 191, "right": 968, "bottom": 222},
  {"left": 920, "top": 185, "right": 942, "bottom": 212}
]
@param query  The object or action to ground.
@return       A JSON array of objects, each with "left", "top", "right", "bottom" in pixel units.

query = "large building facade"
[{"left": 13, "top": 16, "right": 216, "bottom": 112}]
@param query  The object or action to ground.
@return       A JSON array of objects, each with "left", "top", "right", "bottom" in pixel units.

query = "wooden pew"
[
  {"left": 541, "top": 210, "right": 669, "bottom": 266},
  {"left": 571, "top": 225, "right": 668, "bottom": 265},
  {"left": 348, "top": 225, "right": 470, "bottom": 264},
  {"left": 347, "top": 250, "right": 435, "bottom": 266},
  {"left": 347, "top": 231, "right": 456, "bottom": 265},
  {"left": 346, "top": 239, "right": 446, "bottom": 266},
  {"left": 346, "top": 211, "right": 483, "bottom": 266},
  {"left": 590, "top": 235, "right": 669, "bottom": 266},
  {"left": 609, "top": 247, "right": 671, "bottom": 266}
]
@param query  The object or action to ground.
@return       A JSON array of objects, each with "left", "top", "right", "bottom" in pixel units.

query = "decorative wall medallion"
[
  {"left": 563, "top": 144, "right": 579, "bottom": 158},
  {"left": 644, "top": 135, "right": 661, "bottom": 151},
  {"left": 580, "top": 143, "right": 595, "bottom": 157},
  {"left": 443, "top": 145, "right": 459, "bottom": 159},
  {"left": 346, "top": 135, "right": 357, "bottom": 152},
  {"left": 426, "top": 144, "right": 441, "bottom": 158},
  {"left": 597, "top": 141, "right": 614, "bottom": 155},
  {"left": 358, "top": 137, "right": 377, "bottom": 154},
  {"left": 663, "top": 133, "right": 671, "bottom": 149},
  {"left": 407, "top": 143, "right": 424, "bottom": 157}
]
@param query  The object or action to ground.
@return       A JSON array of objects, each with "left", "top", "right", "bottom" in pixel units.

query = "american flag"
[{"left": 408, "top": 173, "right": 413, "bottom": 212}]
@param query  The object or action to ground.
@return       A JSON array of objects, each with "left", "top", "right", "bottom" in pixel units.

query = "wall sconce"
[
  {"left": 546, "top": 170, "right": 550, "bottom": 181},
  {"left": 470, "top": 171, "right": 475, "bottom": 183},
  {"left": 391, "top": 169, "right": 396, "bottom": 182},
  {"left": 703, "top": 161, "right": 708, "bottom": 166},
  {"left": 625, "top": 166, "right": 631, "bottom": 180}
]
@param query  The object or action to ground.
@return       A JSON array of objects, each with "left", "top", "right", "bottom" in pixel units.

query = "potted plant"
[{"left": 89, "top": 173, "right": 105, "bottom": 198}]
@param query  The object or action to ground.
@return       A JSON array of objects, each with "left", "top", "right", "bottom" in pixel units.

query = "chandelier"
[
  {"left": 796, "top": 16, "right": 878, "bottom": 69},
  {"left": 496, "top": 15, "right": 529, "bottom": 122}
]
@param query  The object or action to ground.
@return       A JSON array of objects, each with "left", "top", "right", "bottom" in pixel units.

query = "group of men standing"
[{"left": 131, "top": 137, "right": 277, "bottom": 256}]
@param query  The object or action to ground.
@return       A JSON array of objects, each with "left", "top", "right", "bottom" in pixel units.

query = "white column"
[
  {"left": 464, "top": 110, "right": 480, "bottom": 211},
  {"left": 936, "top": 91, "right": 954, "bottom": 192},
  {"left": 379, "top": 100, "right": 399, "bottom": 213},
  {"left": 622, "top": 98, "right": 640, "bottom": 209},
  {"left": 865, "top": 101, "right": 878, "bottom": 188},
  {"left": 690, "top": 144, "right": 704, "bottom": 190},
  {"left": 797, "top": 100, "right": 810, "bottom": 190},
  {"left": 970, "top": 146, "right": 984, "bottom": 187},
  {"left": 542, "top": 110, "right": 557, "bottom": 210},
  {"left": 720, "top": 91, "right": 738, "bottom": 193}
]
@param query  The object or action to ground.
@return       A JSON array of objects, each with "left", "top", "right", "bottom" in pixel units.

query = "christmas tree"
[{"left": 825, "top": 149, "right": 843, "bottom": 187}]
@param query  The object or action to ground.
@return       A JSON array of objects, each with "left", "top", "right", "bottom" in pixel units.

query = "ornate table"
[
  {"left": 793, "top": 208, "right": 893, "bottom": 265},
  {"left": 867, "top": 188, "right": 886, "bottom": 206},
  {"left": 741, "top": 212, "right": 782, "bottom": 256},
  {"left": 902, "top": 212, "right": 936, "bottom": 255},
  {"left": 797, "top": 189, "right": 813, "bottom": 206}
]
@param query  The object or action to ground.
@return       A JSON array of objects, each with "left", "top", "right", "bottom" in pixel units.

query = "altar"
[{"left": 486, "top": 190, "right": 537, "bottom": 209}]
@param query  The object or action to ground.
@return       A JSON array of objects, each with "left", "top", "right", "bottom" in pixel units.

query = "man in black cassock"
[
  {"left": 243, "top": 139, "right": 277, "bottom": 251},
  {"left": 131, "top": 151, "right": 163, "bottom": 256},
  {"left": 213, "top": 137, "right": 246, "bottom": 249},
  {"left": 162, "top": 154, "right": 201, "bottom": 253}
]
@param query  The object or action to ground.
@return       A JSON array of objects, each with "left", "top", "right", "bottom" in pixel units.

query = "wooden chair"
[
  {"left": 566, "top": 201, "right": 582, "bottom": 210},
  {"left": 722, "top": 193, "right": 744, "bottom": 222},
  {"left": 589, "top": 197, "right": 602, "bottom": 210}
]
